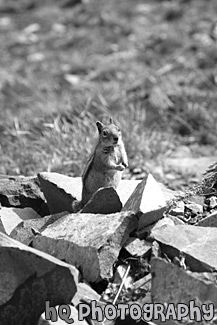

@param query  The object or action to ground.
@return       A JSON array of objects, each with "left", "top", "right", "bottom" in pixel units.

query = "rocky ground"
[
  {"left": 1, "top": 171, "right": 217, "bottom": 324},
  {"left": 1, "top": 0, "right": 217, "bottom": 324}
]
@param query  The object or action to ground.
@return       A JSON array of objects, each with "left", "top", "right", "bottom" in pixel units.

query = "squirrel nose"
[{"left": 114, "top": 136, "right": 118, "bottom": 143}]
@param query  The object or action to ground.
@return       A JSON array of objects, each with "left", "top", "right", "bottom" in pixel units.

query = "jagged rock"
[
  {"left": 167, "top": 215, "right": 185, "bottom": 225},
  {"left": 32, "top": 211, "right": 137, "bottom": 282},
  {"left": 123, "top": 237, "right": 152, "bottom": 257},
  {"left": 0, "top": 232, "right": 78, "bottom": 325},
  {"left": 10, "top": 212, "right": 67, "bottom": 245},
  {"left": 136, "top": 216, "right": 177, "bottom": 240},
  {"left": 209, "top": 196, "right": 217, "bottom": 209},
  {"left": 196, "top": 210, "right": 217, "bottom": 227},
  {"left": 113, "top": 264, "right": 133, "bottom": 289},
  {"left": 37, "top": 172, "right": 177, "bottom": 217},
  {"left": 117, "top": 179, "right": 140, "bottom": 205},
  {"left": 0, "top": 175, "right": 46, "bottom": 214},
  {"left": 0, "top": 206, "right": 41, "bottom": 235},
  {"left": 72, "top": 282, "right": 101, "bottom": 306},
  {"left": 150, "top": 224, "right": 217, "bottom": 272},
  {"left": 38, "top": 172, "right": 82, "bottom": 214},
  {"left": 122, "top": 174, "right": 166, "bottom": 230},
  {"left": 81, "top": 187, "right": 122, "bottom": 214},
  {"left": 186, "top": 195, "right": 204, "bottom": 206},
  {"left": 117, "top": 179, "right": 179, "bottom": 206},
  {"left": 185, "top": 202, "right": 203, "bottom": 215},
  {"left": 169, "top": 201, "right": 185, "bottom": 217},
  {"left": 152, "top": 257, "right": 217, "bottom": 319}
]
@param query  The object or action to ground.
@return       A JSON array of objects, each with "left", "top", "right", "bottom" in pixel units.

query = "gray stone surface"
[
  {"left": 122, "top": 174, "right": 166, "bottom": 230},
  {"left": 152, "top": 257, "right": 217, "bottom": 306},
  {"left": 38, "top": 172, "right": 81, "bottom": 214},
  {"left": 0, "top": 232, "right": 78, "bottom": 325},
  {"left": 196, "top": 211, "right": 217, "bottom": 227},
  {"left": 0, "top": 175, "right": 46, "bottom": 214},
  {"left": 169, "top": 201, "right": 185, "bottom": 217},
  {"left": 124, "top": 237, "right": 152, "bottom": 257},
  {"left": 33, "top": 211, "right": 137, "bottom": 282},
  {"left": 0, "top": 206, "right": 41, "bottom": 235},
  {"left": 81, "top": 187, "right": 122, "bottom": 214},
  {"left": 10, "top": 212, "right": 67, "bottom": 245},
  {"left": 150, "top": 224, "right": 217, "bottom": 272}
]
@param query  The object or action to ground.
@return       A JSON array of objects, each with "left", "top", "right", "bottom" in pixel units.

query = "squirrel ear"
[
  {"left": 109, "top": 117, "right": 113, "bottom": 124},
  {"left": 96, "top": 121, "right": 103, "bottom": 133}
]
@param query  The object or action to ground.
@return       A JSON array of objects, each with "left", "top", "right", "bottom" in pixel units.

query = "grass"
[{"left": 0, "top": 0, "right": 217, "bottom": 188}]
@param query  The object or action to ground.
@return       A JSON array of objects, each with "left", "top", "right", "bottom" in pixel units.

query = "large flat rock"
[
  {"left": 33, "top": 211, "right": 137, "bottom": 282},
  {"left": 10, "top": 212, "right": 67, "bottom": 245},
  {"left": 150, "top": 224, "right": 217, "bottom": 272},
  {"left": 0, "top": 232, "right": 78, "bottom": 325}
]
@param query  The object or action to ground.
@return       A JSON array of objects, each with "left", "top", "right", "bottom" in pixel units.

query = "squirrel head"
[{"left": 96, "top": 118, "right": 121, "bottom": 146}]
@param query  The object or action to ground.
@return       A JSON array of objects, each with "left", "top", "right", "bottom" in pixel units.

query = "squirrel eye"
[{"left": 102, "top": 130, "right": 108, "bottom": 137}]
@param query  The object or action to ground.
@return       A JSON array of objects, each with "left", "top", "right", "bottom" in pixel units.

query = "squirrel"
[{"left": 81, "top": 117, "right": 128, "bottom": 206}]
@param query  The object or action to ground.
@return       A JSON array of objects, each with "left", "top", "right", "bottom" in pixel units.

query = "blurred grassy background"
[{"left": 0, "top": 0, "right": 217, "bottom": 188}]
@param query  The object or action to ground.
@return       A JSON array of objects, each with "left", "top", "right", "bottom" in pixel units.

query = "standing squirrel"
[{"left": 81, "top": 117, "right": 128, "bottom": 206}]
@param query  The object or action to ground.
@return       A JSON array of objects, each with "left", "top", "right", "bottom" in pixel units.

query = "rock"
[
  {"left": 10, "top": 212, "right": 68, "bottom": 245},
  {"left": 159, "top": 184, "right": 182, "bottom": 202},
  {"left": 169, "top": 201, "right": 185, "bottom": 217},
  {"left": 113, "top": 264, "right": 133, "bottom": 289},
  {"left": 151, "top": 241, "right": 161, "bottom": 259},
  {"left": 151, "top": 257, "right": 217, "bottom": 318},
  {"left": 132, "top": 273, "right": 152, "bottom": 291},
  {"left": 81, "top": 187, "right": 122, "bottom": 214},
  {"left": 38, "top": 173, "right": 82, "bottom": 214},
  {"left": 117, "top": 179, "right": 140, "bottom": 205},
  {"left": 37, "top": 173, "right": 177, "bottom": 217},
  {"left": 195, "top": 210, "right": 217, "bottom": 227},
  {"left": 167, "top": 215, "right": 185, "bottom": 225},
  {"left": 72, "top": 282, "right": 101, "bottom": 307},
  {"left": 0, "top": 175, "right": 46, "bottom": 214},
  {"left": 123, "top": 237, "right": 152, "bottom": 257},
  {"left": 0, "top": 232, "right": 78, "bottom": 325},
  {"left": 150, "top": 224, "right": 217, "bottom": 272},
  {"left": 186, "top": 195, "right": 204, "bottom": 206},
  {"left": 117, "top": 179, "right": 179, "bottom": 206},
  {"left": 0, "top": 206, "right": 41, "bottom": 235},
  {"left": 122, "top": 174, "right": 166, "bottom": 230},
  {"left": 32, "top": 211, "right": 137, "bottom": 282},
  {"left": 185, "top": 202, "right": 203, "bottom": 215},
  {"left": 209, "top": 196, "right": 217, "bottom": 209},
  {"left": 136, "top": 216, "right": 177, "bottom": 241},
  {"left": 0, "top": 219, "right": 6, "bottom": 234}
]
